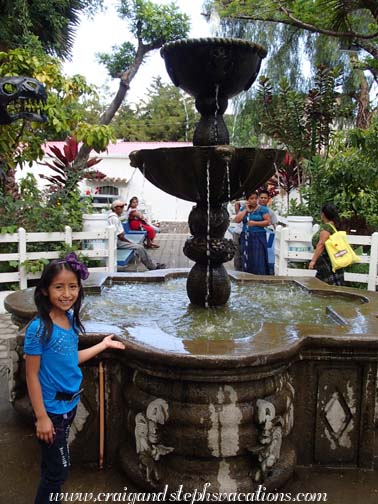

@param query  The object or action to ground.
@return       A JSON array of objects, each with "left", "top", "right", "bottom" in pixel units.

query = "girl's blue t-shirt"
[
  {"left": 24, "top": 315, "right": 83, "bottom": 414},
  {"left": 242, "top": 205, "right": 269, "bottom": 233}
]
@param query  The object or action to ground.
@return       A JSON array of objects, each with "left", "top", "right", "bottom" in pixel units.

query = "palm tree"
[{"left": 0, "top": 0, "right": 102, "bottom": 58}]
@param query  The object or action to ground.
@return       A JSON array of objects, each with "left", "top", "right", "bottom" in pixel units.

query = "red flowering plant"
[
  {"left": 38, "top": 136, "right": 106, "bottom": 230},
  {"left": 39, "top": 136, "right": 106, "bottom": 194},
  {"left": 264, "top": 152, "right": 303, "bottom": 212}
]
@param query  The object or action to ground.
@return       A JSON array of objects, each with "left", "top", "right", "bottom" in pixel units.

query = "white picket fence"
[
  {"left": 1, "top": 223, "right": 378, "bottom": 292},
  {"left": 275, "top": 225, "right": 378, "bottom": 290},
  {"left": 0, "top": 226, "right": 117, "bottom": 289}
]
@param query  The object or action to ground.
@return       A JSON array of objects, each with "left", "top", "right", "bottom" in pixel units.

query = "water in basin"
[{"left": 82, "top": 279, "right": 362, "bottom": 341}]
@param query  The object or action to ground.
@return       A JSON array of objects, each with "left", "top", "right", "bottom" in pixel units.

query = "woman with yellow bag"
[{"left": 309, "top": 203, "right": 345, "bottom": 285}]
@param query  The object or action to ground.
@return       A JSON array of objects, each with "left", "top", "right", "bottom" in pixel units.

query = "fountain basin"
[
  {"left": 129, "top": 146, "right": 285, "bottom": 204},
  {"left": 5, "top": 272, "right": 378, "bottom": 493},
  {"left": 161, "top": 38, "right": 267, "bottom": 101}
]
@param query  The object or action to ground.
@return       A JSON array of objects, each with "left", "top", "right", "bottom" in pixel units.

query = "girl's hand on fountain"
[{"left": 102, "top": 335, "right": 126, "bottom": 350}]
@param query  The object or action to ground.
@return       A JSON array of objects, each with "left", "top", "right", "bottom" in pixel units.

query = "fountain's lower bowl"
[
  {"left": 5, "top": 272, "right": 378, "bottom": 493},
  {"left": 129, "top": 146, "right": 286, "bottom": 204}
]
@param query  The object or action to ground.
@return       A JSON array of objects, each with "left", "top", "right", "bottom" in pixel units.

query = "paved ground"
[
  {"left": 0, "top": 233, "right": 377, "bottom": 503},
  {"left": 122, "top": 232, "right": 235, "bottom": 272}
]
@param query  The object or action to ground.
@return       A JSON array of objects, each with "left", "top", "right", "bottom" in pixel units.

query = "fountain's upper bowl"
[
  {"left": 129, "top": 146, "right": 285, "bottom": 204},
  {"left": 160, "top": 38, "right": 267, "bottom": 99}
]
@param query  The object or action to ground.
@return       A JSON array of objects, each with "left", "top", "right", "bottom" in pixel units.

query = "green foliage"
[
  {"left": 0, "top": 0, "right": 104, "bottom": 58},
  {"left": 114, "top": 77, "right": 198, "bottom": 141},
  {"left": 0, "top": 173, "right": 92, "bottom": 233},
  {"left": 96, "top": 0, "right": 190, "bottom": 82},
  {"left": 0, "top": 48, "right": 112, "bottom": 179},
  {"left": 215, "top": 1, "right": 378, "bottom": 58},
  {"left": 75, "top": 124, "right": 116, "bottom": 152},
  {"left": 97, "top": 42, "right": 136, "bottom": 78},
  {"left": 287, "top": 199, "right": 312, "bottom": 217},
  {"left": 215, "top": 0, "right": 375, "bottom": 130},
  {"left": 19, "top": 258, "right": 49, "bottom": 274},
  {"left": 118, "top": 0, "right": 190, "bottom": 46},
  {"left": 303, "top": 121, "right": 378, "bottom": 231},
  {"left": 258, "top": 66, "right": 341, "bottom": 160}
]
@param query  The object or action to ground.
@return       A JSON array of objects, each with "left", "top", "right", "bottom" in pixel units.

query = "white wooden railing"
[
  {"left": 274, "top": 225, "right": 378, "bottom": 291},
  {"left": 0, "top": 226, "right": 117, "bottom": 289},
  {"left": 2, "top": 223, "right": 378, "bottom": 292}
]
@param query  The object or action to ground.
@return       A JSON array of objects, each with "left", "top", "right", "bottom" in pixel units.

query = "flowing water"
[{"left": 82, "top": 279, "right": 363, "bottom": 341}]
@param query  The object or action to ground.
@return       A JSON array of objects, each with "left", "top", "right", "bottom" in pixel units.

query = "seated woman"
[
  {"left": 234, "top": 191, "right": 271, "bottom": 275},
  {"left": 126, "top": 196, "right": 160, "bottom": 248}
]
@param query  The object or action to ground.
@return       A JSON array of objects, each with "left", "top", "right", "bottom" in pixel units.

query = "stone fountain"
[
  {"left": 4, "top": 39, "right": 378, "bottom": 497},
  {"left": 130, "top": 38, "right": 284, "bottom": 306}
]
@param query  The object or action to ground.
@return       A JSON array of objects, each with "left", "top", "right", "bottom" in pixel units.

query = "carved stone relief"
[
  {"left": 134, "top": 398, "right": 174, "bottom": 483},
  {"left": 249, "top": 374, "right": 295, "bottom": 482}
]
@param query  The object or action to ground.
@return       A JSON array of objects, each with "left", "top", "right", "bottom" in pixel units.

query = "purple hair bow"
[{"left": 64, "top": 253, "right": 90, "bottom": 280}]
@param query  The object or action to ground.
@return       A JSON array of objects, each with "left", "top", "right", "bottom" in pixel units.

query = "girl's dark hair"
[
  {"left": 258, "top": 189, "right": 269, "bottom": 197},
  {"left": 321, "top": 203, "right": 341, "bottom": 228},
  {"left": 247, "top": 190, "right": 259, "bottom": 199},
  {"left": 34, "top": 260, "right": 85, "bottom": 344},
  {"left": 127, "top": 196, "right": 138, "bottom": 211}
]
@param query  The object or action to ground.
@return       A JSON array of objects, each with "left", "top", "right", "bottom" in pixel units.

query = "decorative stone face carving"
[
  {"left": 250, "top": 374, "right": 295, "bottom": 483},
  {"left": 134, "top": 398, "right": 174, "bottom": 483},
  {"left": 254, "top": 399, "right": 283, "bottom": 481}
]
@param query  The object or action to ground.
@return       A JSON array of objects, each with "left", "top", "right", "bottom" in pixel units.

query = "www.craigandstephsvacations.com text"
[{"left": 48, "top": 484, "right": 328, "bottom": 503}]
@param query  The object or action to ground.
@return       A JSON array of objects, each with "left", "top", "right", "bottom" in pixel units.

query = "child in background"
[
  {"left": 127, "top": 196, "right": 160, "bottom": 248},
  {"left": 24, "top": 253, "right": 125, "bottom": 504}
]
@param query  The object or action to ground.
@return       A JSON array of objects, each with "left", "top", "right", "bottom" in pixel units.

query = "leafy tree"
[
  {"left": 75, "top": 0, "right": 190, "bottom": 165},
  {"left": 0, "top": 0, "right": 104, "bottom": 58},
  {"left": 252, "top": 65, "right": 344, "bottom": 208},
  {"left": 0, "top": 48, "right": 114, "bottom": 196},
  {"left": 112, "top": 77, "right": 197, "bottom": 141},
  {"left": 214, "top": 1, "right": 378, "bottom": 62},
  {"left": 303, "top": 119, "right": 378, "bottom": 232},
  {"left": 213, "top": 0, "right": 376, "bottom": 127}
]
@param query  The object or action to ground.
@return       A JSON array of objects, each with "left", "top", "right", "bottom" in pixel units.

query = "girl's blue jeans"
[{"left": 34, "top": 407, "right": 77, "bottom": 504}]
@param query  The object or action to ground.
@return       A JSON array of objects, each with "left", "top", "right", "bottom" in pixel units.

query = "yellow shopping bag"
[{"left": 325, "top": 225, "right": 361, "bottom": 272}]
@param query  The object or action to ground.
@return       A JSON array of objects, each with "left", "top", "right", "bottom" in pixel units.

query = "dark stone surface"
[
  {"left": 5, "top": 273, "right": 378, "bottom": 494},
  {"left": 160, "top": 38, "right": 267, "bottom": 146},
  {"left": 186, "top": 263, "right": 231, "bottom": 306},
  {"left": 129, "top": 146, "right": 285, "bottom": 205}
]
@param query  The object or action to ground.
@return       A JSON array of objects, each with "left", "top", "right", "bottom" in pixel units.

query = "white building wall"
[{"left": 17, "top": 143, "right": 194, "bottom": 222}]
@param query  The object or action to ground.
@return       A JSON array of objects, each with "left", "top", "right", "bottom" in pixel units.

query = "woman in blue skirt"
[{"left": 234, "top": 191, "right": 271, "bottom": 274}]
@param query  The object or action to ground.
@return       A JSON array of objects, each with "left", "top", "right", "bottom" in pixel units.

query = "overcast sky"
[{"left": 63, "top": 0, "right": 212, "bottom": 105}]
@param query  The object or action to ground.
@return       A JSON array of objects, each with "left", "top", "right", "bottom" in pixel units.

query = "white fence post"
[
  {"left": 106, "top": 225, "right": 116, "bottom": 271},
  {"left": 368, "top": 232, "right": 378, "bottom": 291},
  {"left": 18, "top": 227, "right": 27, "bottom": 290},
  {"left": 65, "top": 226, "right": 72, "bottom": 247},
  {"left": 276, "top": 226, "right": 289, "bottom": 275}
]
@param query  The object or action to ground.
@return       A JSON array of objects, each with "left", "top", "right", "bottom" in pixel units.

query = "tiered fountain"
[
  {"left": 130, "top": 38, "right": 284, "bottom": 306},
  {"left": 5, "top": 38, "right": 378, "bottom": 496}
]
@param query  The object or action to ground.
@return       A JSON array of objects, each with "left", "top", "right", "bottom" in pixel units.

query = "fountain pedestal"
[
  {"left": 119, "top": 353, "right": 296, "bottom": 493},
  {"left": 129, "top": 38, "right": 285, "bottom": 306}
]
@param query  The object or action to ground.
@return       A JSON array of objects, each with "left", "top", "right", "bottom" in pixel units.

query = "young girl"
[
  {"left": 24, "top": 253, "right": 125, "bottom": 503},
  {"left": 127, "top": 196, "right": 160, "bottom": 248}
]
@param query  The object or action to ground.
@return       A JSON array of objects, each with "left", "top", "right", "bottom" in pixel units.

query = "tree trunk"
[
  {"left": 355, "top": 70, "right": 371, "bottom": 129},
  {"left": 75, "top": 43, "right": 149, "bottom": 167}
]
